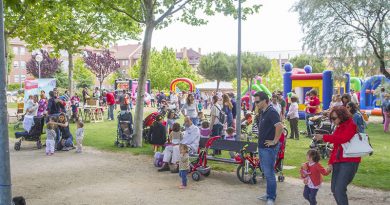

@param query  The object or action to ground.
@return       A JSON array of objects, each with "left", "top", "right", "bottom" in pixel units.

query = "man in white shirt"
[{"left": 158, "top": 117, "right": 200, "bottom": 172}]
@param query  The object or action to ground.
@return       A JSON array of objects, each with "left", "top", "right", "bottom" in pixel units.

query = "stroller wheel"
[
  {"left": 192, "top": 171, "right": 201, "bottom": 181},
  {"left": 203, "top": 170, "right": 211, "bottom": 177},
  {"left": 114, "top": 141, "right": 119, "bottom": 147},
  {"left": 119, "top": 143, "right": 125, "bottom": 148},
  {"left": 236, "top": 164, "right": 257, "bottom": 184},
  {"left": 14, "top": 142, "right": 21, "bottom": 151},
  {"left": 36, "top": 141, "right": 42, "bottom": 149},
  {"left": 278, "top": 175, "right": 285, "bottom": 182}
]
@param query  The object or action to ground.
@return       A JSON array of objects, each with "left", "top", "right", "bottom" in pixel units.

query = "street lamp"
[
  {"left": 235, "top": 0, "right": 242, "bottom": 141},
  {"left": 35, "top": 53, "right": 43, "bottom": 79}
]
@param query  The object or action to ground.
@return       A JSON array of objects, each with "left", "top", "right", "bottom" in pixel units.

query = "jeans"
[
  {"left": 179, "top": 170, "right": 188, "bottom": 186},
  {"left": 303, "top": 185, "right": 318, "bottom": 205},
  {"left": 259, "top": 147, "right": 277, "bottom": 201},
  {"left": 305, "top": 113, "right": 315, "bottom": 136},
  {"left": 190, "top": 118, "right": 199, "bottom": 127},
  {"left": 331, "top": 162, "right": 359, "bottom": 205},
  {"left": 108, "top": 105, "right": 114, "bottom": 120}
]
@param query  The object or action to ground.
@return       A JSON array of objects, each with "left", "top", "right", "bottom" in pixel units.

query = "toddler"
[
  {"left": 224, "top": 127, "right": 236, "bottom": 158},
  {"left": 169, "top": 123, "right": 183, "bottom": 145},
  {"left": 300, "top": 149, "right": 332, "bottom": 205},
  {"left": 75, "top": 121, "right": 85, "bottom": 153},
  {"left": 45, "top": 123, "right": 56, "bottom": 156},
  {"left": 179, "top": 144, "right": 189, "bottom": 189},
  {"left": 199, "top": 121, "right": 211, "bottom": 138},
  {"left": 197, "top": 99, "right": 203, "bottom": 112}
]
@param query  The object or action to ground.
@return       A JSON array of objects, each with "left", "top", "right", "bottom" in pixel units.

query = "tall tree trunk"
[
  {"left": 216, "top": 80, "right": 220, "bottom": 91},
  {"left": 133, "top": 22, "right": 155, "bottom": 147},
  {"left": 379, "top": 60, "right": 389, "bottom": 79},
  {"left": 68, "top": 52, "right": 74, "bottom": 95}
]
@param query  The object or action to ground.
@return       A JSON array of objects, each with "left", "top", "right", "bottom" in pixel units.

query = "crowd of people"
[
  {"left": 145, "top": 86, "right": 388, "bottom": 205},
  {"left": 17, "top": 84, "right": 389, "bottom": 205}
]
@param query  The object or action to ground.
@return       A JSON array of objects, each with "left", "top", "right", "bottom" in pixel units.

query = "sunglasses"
[{"left": 330, "top": 116, "right": 338, "bottom": 121}]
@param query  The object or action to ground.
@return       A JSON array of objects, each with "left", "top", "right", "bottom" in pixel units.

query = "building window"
[
  {"left": 20, "top": 47, "right": 25, "bottom": 55},
  {"left": 13, "top": 61, "right": 19, "bottom": 68},
  {"left": 21, "top": 75, "right": 26, "bottom": 81},
  {"left": 14, "top": 75, "right": 19, "bottom": 82},
  {"left": 125, "top": 60, "right": 129, "bottom": 65},
  {"left": 20, "top": 61, "right": 26, "bottom": 69},
  {"left": 13, "top": 47, "right": 18, "bottom": 55}
]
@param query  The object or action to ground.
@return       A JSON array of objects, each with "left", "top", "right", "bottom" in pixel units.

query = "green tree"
[
  {"left": 103, "top": 0, "right": 261, "bottom": 147},
  {"left": 290, "top": 54, "right": 326, "bottom": 73},
  {"left": 22, "top": 0, "right": 141, "bottom": 95},
  {"left": 264, "top": 59, "right": 283, "bottom": 92},
  {"left": 73, "top": 58, "right": 95, "bottom": 89},
  {"left": 241, "top": 52, "right": 271, "bottom": 89},
  {"left": 130, "top": 47, "right": 199, "bottom": 91},
  {"left": 293, "top": 0, "right": 390, "bottom": 78},
  {"left": 55, "top": 70, "right": 69, "bottom": 89},
  {"left": 198, "top": 52, "right": 235, "bottom": 91}
]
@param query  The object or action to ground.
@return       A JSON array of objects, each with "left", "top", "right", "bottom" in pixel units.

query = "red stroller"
[
  {"left": 142, "top": 112, "right": 166, "bottom": 143},
  {"left": 274, "top": 127, "right": 288, "bottom": 182}
]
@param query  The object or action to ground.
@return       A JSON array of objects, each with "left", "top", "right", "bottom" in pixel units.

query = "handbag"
[{"left": 342, "top": 131, "right": 373, "bottom": 158}]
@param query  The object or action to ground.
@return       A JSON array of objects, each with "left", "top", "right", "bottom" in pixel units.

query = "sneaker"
[
  {"left": 266, "top": 199, "right": 275, "bottom": 205},
  {"left": 256, "top": 194, "right": 267, "bottom": 201}
]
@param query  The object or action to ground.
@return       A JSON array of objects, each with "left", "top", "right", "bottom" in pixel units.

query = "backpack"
[{"left": 215, "top": 104, "right": 227, "bottom": 124}]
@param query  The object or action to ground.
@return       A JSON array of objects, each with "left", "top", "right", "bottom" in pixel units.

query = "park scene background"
[{"left": 1, "top": 0, "right": 390, "bottom": 205}]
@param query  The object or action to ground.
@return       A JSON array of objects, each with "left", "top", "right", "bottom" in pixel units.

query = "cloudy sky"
[{"left": 120, "top": 0, "right": 303, "bottom": 55}]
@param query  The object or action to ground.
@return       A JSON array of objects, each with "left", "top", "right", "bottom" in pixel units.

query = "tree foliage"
[
  {"left": 83, "top": 50, "right": 120, "bottom": 91},
  {"left": 240, "top": 52, "right": 272, "bottom": 86},
  {"left": 263, "top": 60, "right": 283, "bottom": 92},
  {"left": 198, "top": 52, "right": 235, "bottom": 90},
  {"left": 290, "top": 54, "right": 327, "bottom": 73},
  {"left": 55, "top": 70, "right": 69, "bottom": 89},
  {"left": 73, "top": 58, "right": 95, "bottom": 89},
  {"left": 20, "top": 0, "right": 141, "bottom": 94},
  {"left": 293, "top": 0, "right": 390, "bottom": 78},
  {"left": 130, "top": 47, "right": 199, "bottom": 91},
  {"left": 26, "top": 49, "right": 62, "bottom": 78}
]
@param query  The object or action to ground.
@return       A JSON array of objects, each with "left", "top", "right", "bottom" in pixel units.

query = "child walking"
[
  {"left": 300, "top": 149, "right": 332, "bottom": 205},
  {"left": 46, "top": 123, "right": 56, "bottom": 156},
  {"left": 179, "top": 144, "right": 189, "bottom": 189},
  {"left": 75, "top": 121, "right": 85, "bottom": 153},
  {"left": 169, "top": 123, "right": 183, "bottom": 145}
]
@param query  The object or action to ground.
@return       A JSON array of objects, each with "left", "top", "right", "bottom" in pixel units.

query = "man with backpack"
[{"left": 210, "top": 95, "right": 225, "bottom": 137}]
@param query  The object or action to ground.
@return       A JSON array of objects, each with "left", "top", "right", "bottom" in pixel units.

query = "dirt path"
[{"left": 10, "top": 141, "right": 390, "bottom": 205}]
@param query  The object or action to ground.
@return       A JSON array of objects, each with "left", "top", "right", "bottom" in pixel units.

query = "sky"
[{"left": 119, "top": 0, "right": 303, "bottom": 55}]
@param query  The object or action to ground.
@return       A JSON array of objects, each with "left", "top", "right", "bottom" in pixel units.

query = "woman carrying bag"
[{"left": 314, "top": 106, "right": 361, "bottom": 205}]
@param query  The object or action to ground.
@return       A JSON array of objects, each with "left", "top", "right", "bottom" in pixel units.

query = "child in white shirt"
[
  {"left": 46, "top": 123, "right": 56, "bottom": 156},
  {"left": 76, "top": 121, "right": 85, "bottom": 153}
]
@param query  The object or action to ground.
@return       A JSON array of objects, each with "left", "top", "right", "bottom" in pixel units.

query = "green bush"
[{"left": 7, "top": 83, "right": 23, "bottom": 91}]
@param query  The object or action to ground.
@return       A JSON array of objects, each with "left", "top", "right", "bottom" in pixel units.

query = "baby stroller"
[
  {"left": 274, "top": 127, "right": 288, "bottom": 182},
  {"left": 142, "top": 112, "right": 160, "bottom": 143},
  {"left": 14, "top": 116, "right": 45, "bottom": 151},
  {"left": 115, "top": 111, "right": 135, "bottom": 148},
  {"left": 309, "top": 115, "right": 333, "bottom": 159},
  {"left": 13, "top": 102, "right": 25, "bottom": 130}
]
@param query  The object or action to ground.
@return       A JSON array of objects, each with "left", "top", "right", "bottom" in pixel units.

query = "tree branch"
[
  {"left": 108, "top": 3, "right": 145, "bottom": 23},
  {"left": 155, "top": 0, "right": 191, "bottom": 24},
  {"left": 6, "top": 3, "right": 29, "bottom": 35}
]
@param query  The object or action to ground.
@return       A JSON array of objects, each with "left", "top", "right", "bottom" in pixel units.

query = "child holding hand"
[{"left": 300, "top": 149, "right": 332, "bottom": 205}]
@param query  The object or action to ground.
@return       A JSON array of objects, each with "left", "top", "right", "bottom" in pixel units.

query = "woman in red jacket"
[{"left": 314, "top": 106, "right": 361, "bottom": 205}]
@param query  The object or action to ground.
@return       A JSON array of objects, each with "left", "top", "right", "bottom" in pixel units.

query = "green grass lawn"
[
  {"left": 8, "top": 110, "right": 390, "bottom": 190},
  {"left": 7, "top": 102, "right": 17, "bottom": 109}
]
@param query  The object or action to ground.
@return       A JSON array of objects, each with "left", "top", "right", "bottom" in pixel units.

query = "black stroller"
[
  {"left": 115, "top": 111, "right": 135, "bottom": 148},
  {"left": 309, "top": 115, "right": 333, "bottom": 159},
  {"left": 14, "top": 116, "right": 45, "bottom": 151}
]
